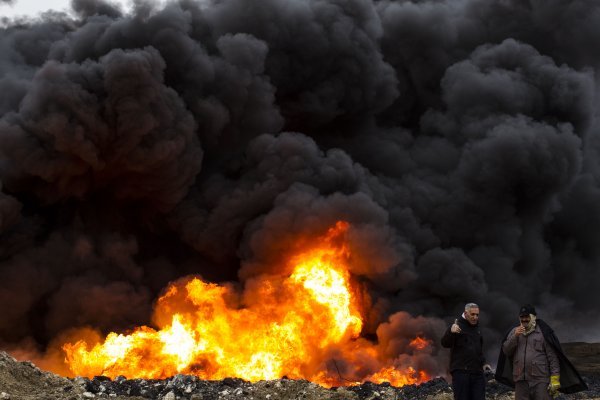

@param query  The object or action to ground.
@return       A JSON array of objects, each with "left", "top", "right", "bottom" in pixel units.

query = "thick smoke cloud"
[{"left": 1, "top": 0, "right": 600, "bottom": 372}]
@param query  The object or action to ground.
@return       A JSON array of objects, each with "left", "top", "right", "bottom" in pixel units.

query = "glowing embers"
[{"left": 63, "top": 221, "right": 430, "bottom": 387}]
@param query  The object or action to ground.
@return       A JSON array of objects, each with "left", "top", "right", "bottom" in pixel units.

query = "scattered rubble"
[{"left": 2, "top": 351, "right": 600, "bottom": 400}]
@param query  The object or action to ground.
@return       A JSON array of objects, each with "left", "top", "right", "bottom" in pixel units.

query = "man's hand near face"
[{"left": 516, "top": 315, "right": 530, "bottom": 336}]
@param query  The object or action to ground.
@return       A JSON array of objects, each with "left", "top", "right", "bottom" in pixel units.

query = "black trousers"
[{"left": 451, "top": 370, "right": 485, "bottom": 400}]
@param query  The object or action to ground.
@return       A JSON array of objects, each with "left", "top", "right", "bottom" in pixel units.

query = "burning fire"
[
  {"left": 409, "top": 336, "right": 430, "bottom": 351},
  {"left": 62, "top": 221, "right": 431, "bottom": 387}
]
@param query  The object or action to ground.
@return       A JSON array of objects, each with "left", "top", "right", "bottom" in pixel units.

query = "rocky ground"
[{"left": 1, "top": 343, "right": 600, "bottom": 400}]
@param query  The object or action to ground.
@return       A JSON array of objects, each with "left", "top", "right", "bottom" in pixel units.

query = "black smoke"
[{"left": 1, "top": 0, "right": 600, "bottom": 373}]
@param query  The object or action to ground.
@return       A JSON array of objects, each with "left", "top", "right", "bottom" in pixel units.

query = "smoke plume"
[{"left": 1, "top": 0, "right": 600, "bottom": 377}]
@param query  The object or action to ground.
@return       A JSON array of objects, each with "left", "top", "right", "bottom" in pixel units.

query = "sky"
[
  {"left": 1, "top": 0, "right": 600, "bottom": 380},
  {"left": 1, "top": 0, "right": 79, "bottom": 17},
  {"left": 0, "top": 0, "right": 128, "bottom": 18}
]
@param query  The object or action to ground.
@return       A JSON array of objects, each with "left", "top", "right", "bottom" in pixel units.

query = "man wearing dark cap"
[{"left": 495, "top": 304, "right": 588, "bottom": 399}]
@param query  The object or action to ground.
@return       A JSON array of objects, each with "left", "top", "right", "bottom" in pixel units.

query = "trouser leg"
[
  {"left": 451, "top": 371, "right": 470, "bottom": 400},
  {"left": 515, "top": 381, "right": 531, "bottom": 400},
  {"left": 530, "top": 381, "right": 552, "bottom": 400},
  {"left": 470, "top": 372, "right": 485, "bottom": 400}
]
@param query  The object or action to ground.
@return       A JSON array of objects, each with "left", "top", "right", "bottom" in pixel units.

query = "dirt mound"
[
  {"left": 0, "top": 351, "right": 81, "bottom": 400},
  {"left": 2, "top": 344, "right": 600, "bottom": 400},
  {"left": 0, "top": 351, "right": 456, "bottom": 400}
]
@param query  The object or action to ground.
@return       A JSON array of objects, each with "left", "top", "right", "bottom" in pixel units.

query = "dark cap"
[{"left": 519, "top": 304, "right": 536, "bottom": 317}]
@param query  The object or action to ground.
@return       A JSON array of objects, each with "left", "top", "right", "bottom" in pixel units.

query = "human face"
[
  {"left": 465, "top": 307, "right": 479, "bottom": 325},
  {"left": 520, "top": 315, "right": 531, "bottom": 326}
]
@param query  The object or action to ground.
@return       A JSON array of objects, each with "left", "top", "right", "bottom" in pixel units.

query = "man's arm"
[
  {"left": 481, "top": 335, "right": 492, "bottom": 371},
  {"left": 441, "top": 326, "right": 454, "bottom": 348},
  {"left": 546, "top": 339, "right": 561, "bottom": 396},
  {"left": 502, "top": 328, "right": 518, "bottom": 357},
  {"left": 441, "top": 319, "right": 461, "bottom": 348},
  {"left": 545, "top": 339, "right": 560, "bottom": 376}
]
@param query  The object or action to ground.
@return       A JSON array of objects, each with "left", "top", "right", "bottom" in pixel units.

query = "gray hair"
[{"left": 465, "top": 303, "right": 479, "bottom": 311}]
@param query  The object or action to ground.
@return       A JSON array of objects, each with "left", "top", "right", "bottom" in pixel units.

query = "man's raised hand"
[{"left": 451, "top": 319, "right": 461, "bottom": 333}]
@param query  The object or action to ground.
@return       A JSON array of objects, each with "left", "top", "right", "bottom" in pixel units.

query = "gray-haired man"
[{"left": 441, "top": 303, "right": 488, "bottom": 400}]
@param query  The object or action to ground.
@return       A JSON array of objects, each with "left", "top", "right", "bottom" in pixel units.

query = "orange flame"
[
  {"left": 368, "top": 366, "right": 429, "bottom": 387},
  {"left": 62, "top": 221, "right": 430, "bottom": 387},
  {"left": 409, "top": 336, "right": 430, "bottom": 351}
]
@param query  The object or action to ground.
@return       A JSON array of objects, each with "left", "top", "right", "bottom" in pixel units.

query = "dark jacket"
[
  {"left": 495, "top": 319, "right": 588, "bottom": 394},
  {"left": 441, "top": 316, "right": 485, "bottom": 373}
]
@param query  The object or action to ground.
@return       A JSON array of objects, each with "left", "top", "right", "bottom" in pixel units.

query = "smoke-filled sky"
[
  {"left": 1, "top": 0, "right": 600, "bottom": 374},
  {"left": 1, "top": 0, "right": 133, "bottom": 17}
]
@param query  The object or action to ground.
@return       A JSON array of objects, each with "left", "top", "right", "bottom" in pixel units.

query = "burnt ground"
[{"left": 1, "top": 343, "right": 600, "bottom": 400}]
